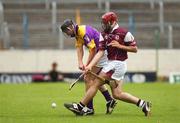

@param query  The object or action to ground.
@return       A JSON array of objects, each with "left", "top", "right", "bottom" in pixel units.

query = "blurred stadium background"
[{"left": 0, "top": 0, "right": 180, "bottom": 83}]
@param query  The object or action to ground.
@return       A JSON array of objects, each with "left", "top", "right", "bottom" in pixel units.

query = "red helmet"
[
  {"left": 102, "top": 12, "right": 118, "bottom": 24},
  {"left": 101, "top": 12, "right": 118, "bottom": 32}
]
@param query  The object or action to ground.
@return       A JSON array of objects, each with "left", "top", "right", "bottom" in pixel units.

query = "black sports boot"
[
  {"left": 142, "top": 101, "right": 152, "bottom": 117},
  {"left": 80, "top": 107, "right": 94, "bottom": 116},
  {"left": 64, "top": 103, "right": 82, "bottom": 115},
  {"left": 106, "top": 99, "right": 117, "bottom": 114}
]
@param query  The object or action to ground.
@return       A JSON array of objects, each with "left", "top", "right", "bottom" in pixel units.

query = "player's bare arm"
[
  {"left": 85, "top": 50, "right": 104, "bottom": 71},
  {"left": 85, "top": 47, "right": 96, "bottom": 66},
  {"left": 108, "top": 40, "right": 137, "bottom": 53},
  {"left": 76, "top": 46, "right": 85, "bottom": 70}
]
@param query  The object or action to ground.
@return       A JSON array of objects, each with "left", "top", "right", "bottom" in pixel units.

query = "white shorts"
[
  {"left": 102, "top": 60, "right": 127, "bottom": 81},
  {"left": 96, "top": 50, "right": 108, "bottom": 67}
]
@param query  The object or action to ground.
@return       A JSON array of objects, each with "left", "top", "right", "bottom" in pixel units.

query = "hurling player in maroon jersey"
[
  {"left": 61, "top": 19, "right": 116, "bottom": 115},
  {"left": 64, "top": 12, "right": 151, "bottom": 116}
]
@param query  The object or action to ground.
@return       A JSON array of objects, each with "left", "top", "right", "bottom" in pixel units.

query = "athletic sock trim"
[{"left": 137, "top": 99, "right": 145, "bottom": 108}]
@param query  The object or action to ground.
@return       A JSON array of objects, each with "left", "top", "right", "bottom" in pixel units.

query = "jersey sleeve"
[
  {"left": 83, "top": 34, "right": 96, "bottom": 51},
  {"left": 75, "top": 25, "right": 86, "bottom": 47},
  {"left": 99, "top": 33, "right": 106, "bottom": 51},
  {"left": 75, "top": 38, "right": 84, "bottom": 47},
  {"left": 124, "top": 32, "right": 137, "bottom": 46}
]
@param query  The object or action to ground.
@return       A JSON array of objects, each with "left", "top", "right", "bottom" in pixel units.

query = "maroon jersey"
[{"left": 99, "top": 25, "right": 136, "bottom": 61}]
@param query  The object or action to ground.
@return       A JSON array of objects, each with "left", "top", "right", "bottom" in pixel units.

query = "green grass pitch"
[{"left": 0, "top": 82, "right": 180, "bottom": 123}]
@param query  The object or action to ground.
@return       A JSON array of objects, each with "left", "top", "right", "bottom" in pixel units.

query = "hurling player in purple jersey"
[
  {"left": 61, "top": 19, "right": 116, "bottom": 115},
  {"left": 64, "top": 12, "right": 151, "bottom": 116}
]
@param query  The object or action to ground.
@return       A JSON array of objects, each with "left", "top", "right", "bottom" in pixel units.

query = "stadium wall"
[{"left": 0, "top": 49, "right": 179, "bottom": 77}]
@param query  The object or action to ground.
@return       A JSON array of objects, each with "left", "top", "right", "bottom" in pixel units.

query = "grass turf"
[{"left": 0, "top": 82, "right": 180, "bottom": 123}]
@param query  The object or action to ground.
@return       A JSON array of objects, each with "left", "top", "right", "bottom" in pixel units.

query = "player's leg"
[
  {"left": 78, "top": 65, "right": 113, "bottom": 115},
  {"left": 81, "top": 77, "right": 104, "bottom": 106},
  {"left": 82, "top": 65, "right": 111, "bottom": 115},
  {"left": 110, "top": 80, "right": 139, "bottom": 104},
  {"left": 92, "top": 67, "right": 115, "bottom": 100},
  {"left": 83, "top": 73, "right": 95, "bottom": 115},
  {"left": 64, "top": 74, "right": 96, "bottom": 116},
  {"left": 110, "top": 79, "right": 151, "bottom": 116},
  {"left": 64, "top": 73, "right": 108, "bottom": 115},
  {"left": 108, "top": 61, "right": 151, "bottom": 116},
  {"left": 91, "top": 66, "right": 117, "bottom": 114},
  {"left": 84, "top": 67, "right": 106, "bottom": 109},
  {"left": 94, "top": 52, "right": 117, "bottom": 114},
  {"left": 98, "top": 84, "right": 117, "bottom": 114}
]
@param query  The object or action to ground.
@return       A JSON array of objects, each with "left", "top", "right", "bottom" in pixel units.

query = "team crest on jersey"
[
  {"left": 84, "top": 35, "right": 90, "bottom": 43},
  {"left": 115, "top": 35, "right": 119, "bottom": 40}
]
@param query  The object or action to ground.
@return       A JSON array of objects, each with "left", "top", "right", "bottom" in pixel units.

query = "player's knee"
[
  {"left": 99, "top": 85, "right": 107, "bottom": 92},
  {"left": 112, "top": 93, "right": 118, "bottom": 99},
  {"left": 112, "top": 91, "right": 123, "bottom": 99},
  {"left": 93, "top": 81, "right": 102, "bottom": 89}
]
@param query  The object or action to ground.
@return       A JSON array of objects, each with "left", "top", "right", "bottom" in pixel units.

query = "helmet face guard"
[
  {"left": 101, "top": 12, "right": 118, "bottom": 33},
  {"left": 62, "top": 27, "right": 75, "bottom": 38},
  {"left": 101, "top": 20, "right": 113, "bottom": 33},
  {"left": 60, "top": 19, "right": 75, "bottom": 38}
]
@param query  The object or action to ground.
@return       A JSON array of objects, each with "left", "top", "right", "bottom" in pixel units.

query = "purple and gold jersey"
[{"left": 75, "top": 25, "right": 100, "bottom": 51}]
